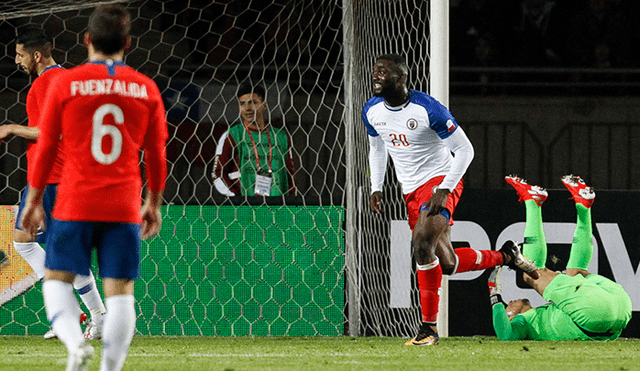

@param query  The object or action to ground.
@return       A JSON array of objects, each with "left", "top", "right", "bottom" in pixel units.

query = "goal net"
[{"left": 0, "top": 0, "right": 431, "bottom": 338}]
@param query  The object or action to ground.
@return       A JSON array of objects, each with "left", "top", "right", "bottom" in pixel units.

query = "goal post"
[
  {"left": 0, "top": 0, "right": 444, "bottom": 338},
  {"left": 430, "top": 0, "right": 451, "bottom": 338}
]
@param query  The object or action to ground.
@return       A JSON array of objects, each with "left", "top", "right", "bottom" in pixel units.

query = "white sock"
[
  {"left": 101, "top": 295, "right": 136, "bottom": 371},
  {"left": 73, "top": 271, "right": 106, "bottom": 321},
  {"left": 43, "top": 280, "right": 84, "bottom": 352},
  {"left": 13, "top": 242, "right": 46, "bottom": 279}
]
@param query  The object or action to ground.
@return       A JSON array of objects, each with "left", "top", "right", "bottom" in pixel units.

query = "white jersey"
[{"left": 362, "top": 89, "right": 474, "bottom": 194}]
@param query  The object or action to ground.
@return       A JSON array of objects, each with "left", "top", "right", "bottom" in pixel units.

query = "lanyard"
[{"left": 243, "top": 123, "right": 273, "bottom": 174}]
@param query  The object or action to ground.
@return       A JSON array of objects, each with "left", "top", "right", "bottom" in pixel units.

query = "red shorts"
[{"left": 403, "top": 175, "right": 464, "bottom": 231}]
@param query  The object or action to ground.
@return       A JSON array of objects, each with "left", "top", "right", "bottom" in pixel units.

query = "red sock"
[
  {"left": 453, "top": 248, "right": 504, "bottom": 273},
  {"left": 416, "top": 261, "right": 442, "bottom": 323}
]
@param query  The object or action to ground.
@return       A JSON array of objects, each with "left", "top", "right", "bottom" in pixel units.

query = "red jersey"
[
  {"left": 32, "top": 60, "right": 168, "bottom": 223},
  {"left": 26, "top": 65, "right": 65, "bottom": 184}
]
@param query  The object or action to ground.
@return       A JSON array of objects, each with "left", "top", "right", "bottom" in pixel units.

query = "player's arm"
[
  {"left": 19, "top": 185, "right": 46, "bottom": 237},
  {"left": 426, "top": 127, "right": 473, "bottom": 216},
  {"left": 488, "top": 267, "right": 529, "bottom": 340},
  {"left": 141, "top": 90, "right": 169, "bottom": 239},
  {"left": 492, "top": 305, "right": 529, "bottom": 341},
  {"left": 7, "top": 77, "right": 45, "bottom": 142},
  {"left": 141, "top": 189, "right": 163, "bottom": 239},
  {"left": 440, "top": 125, "right": 474, "bottom": 191},
  {"left": 0, "top": 124, "right": 39, "bottom": 142},
  {"left": 368, "top": 134, "right": 387, "bottom": 214},
  {"left": 20, "top": 78, "right": 64, "bottom": 234},
  {"left": 212, "top": 130, "right": 239, "bottom": 197},
  {"left": 29, "top": 80, "right": 63, "bottom": 189},
  {"left": 363, "top": 107, "right": 387, "bottom": 214}
]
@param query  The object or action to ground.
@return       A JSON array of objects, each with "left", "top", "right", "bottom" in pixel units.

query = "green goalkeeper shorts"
[{"left": 543, "top": 273, "right": 632, "bottom": 336}]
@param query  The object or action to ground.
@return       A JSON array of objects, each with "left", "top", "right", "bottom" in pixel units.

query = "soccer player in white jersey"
[{"left": 363, "top": 54, "right": 538, "bottom": 345}]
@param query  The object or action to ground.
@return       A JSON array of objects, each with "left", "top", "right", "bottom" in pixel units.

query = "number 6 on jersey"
[{"left": 92, "top": 103, "right": 123, "bottom": 165}]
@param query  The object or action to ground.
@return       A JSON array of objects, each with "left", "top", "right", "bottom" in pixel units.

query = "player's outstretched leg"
[
  {"left": 562, "top": 175, "right": 595, "bottom": 270},
  {"left": 499, "top": 241, "right": 540, "bottom": 279},
  {"left": 505, "top": 175, "right": 547, "bottom": 269}
]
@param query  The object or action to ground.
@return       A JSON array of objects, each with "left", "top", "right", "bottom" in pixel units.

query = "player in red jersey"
[
  {"left": 0, "top": 26, "right": 106, "bottom": 341},
  {"left": 20, "top": 5, "right": 168, "bottom": 371}
]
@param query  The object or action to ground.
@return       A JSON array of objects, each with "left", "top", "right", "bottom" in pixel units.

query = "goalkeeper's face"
[
  {"left": 505, "top": 298, "right": 532, "bottom": 320},
  {"left": 372, "top": 59, "right": 402, "bottom": 98}
]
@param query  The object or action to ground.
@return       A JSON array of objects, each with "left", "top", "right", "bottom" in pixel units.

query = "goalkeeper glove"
[{"left": 488, "top": 266, "right": 505, "bottom": 306}]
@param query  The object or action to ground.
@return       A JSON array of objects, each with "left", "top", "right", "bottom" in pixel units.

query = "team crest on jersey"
[{"left": 406, "top": 118, "right": 418, "bottom": 130}]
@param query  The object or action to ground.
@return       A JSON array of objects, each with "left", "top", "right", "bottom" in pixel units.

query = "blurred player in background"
[
  {"left": 488, "top": 175, "right": 632, "bottom": 340},
  {"left": 363, "top": 53, "right": 539, "bottom": 346},
  {"left": 0, "top": 26, "right": 106, "bottom": 341},
  {"left": 20, "top": 5, "right": 167, "bottom": 371},
  {"left": 212, "top": 82, "right": 296, "bottom": 197}
]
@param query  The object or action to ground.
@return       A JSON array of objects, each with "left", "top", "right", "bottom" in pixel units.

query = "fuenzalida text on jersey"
[{"left": 70, "top": 79, "right": 149, "bottom": 99}]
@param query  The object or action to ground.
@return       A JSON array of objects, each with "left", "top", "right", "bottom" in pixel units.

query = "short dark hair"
[
  {"left": 237, "top": 83, "right": 266, "bottom": 101},
  {"left": 87, "top": 4, "right": 131, "bottom": 55},
  {"left": 376, "top": 53, "right": 409, "bottom": 77},
  {"left": 16, "top": 27, "right": 53, "bottom": 58}
]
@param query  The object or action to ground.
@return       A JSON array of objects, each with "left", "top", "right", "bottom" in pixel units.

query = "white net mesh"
[
  {"left": 348, "top": 0, "right": 430, "bottom": 337},
  {"left": 0, "top": 0, "right": 430, "bottom": 337},
  {"left": 0, "top": 0, "right": 127, "bottom": 20}
]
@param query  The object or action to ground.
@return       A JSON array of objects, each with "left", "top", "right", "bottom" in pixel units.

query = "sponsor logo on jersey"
[
  {"left": 406, "top": 118, "right": 418, "bottom": 130},
  {"left": 374, "top": 122, "right": 386, "bottom": 126},
  {"left": 70, "top": 79, "right": 149, "bottom": 99}
]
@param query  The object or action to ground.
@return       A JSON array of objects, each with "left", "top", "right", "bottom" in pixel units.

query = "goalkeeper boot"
[
  {"left": 44, "top": 313, "right": 88, "bottom": 340},
  {"left": 561, "top": 174, "right": 595, "bottom": 208},
  {"left": 66, "top": 342, "right": 94, "bottom": 371},
  {"left": 505, "top": 175, "right": 548, "bottom": 206},
  {"left": 405, "top": 322, "right": 439, "bottom": 346},
  {"left": 500, "top": 240, "right": 540, "bottom": 279}
]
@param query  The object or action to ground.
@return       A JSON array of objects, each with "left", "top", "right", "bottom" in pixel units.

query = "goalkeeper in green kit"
[{"left": 488, "top": 174, "right": 632, "bottom": 341}]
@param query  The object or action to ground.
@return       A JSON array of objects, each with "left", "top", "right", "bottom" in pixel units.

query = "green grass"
[{"left": 1, "top": 336, "right": 639, "bottom": 371}]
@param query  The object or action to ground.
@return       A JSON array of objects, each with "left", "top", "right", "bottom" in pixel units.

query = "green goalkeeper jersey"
[{"left": 492, "top": 303, "right": 592, "bottom": 341}]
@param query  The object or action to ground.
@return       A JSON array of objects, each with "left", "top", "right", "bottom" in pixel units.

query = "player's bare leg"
[
  {"left": 434, "top": 226, "right": 457, "bottom": 275},
  {"left": 412, "top": 212, "right": 449, "bottom": 265},
  {"left": 523, "top": 267, "right": 559, "bottom": 296},
  {"left": 438, "top": 222, "right": 514, "bottom": 276}
]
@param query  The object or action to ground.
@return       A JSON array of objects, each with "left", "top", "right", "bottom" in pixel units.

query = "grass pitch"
[{"left": 1, "top": 336, "right": 639, "bottom": 371}]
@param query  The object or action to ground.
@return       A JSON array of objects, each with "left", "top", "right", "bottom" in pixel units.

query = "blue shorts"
[
  {"left": 45, "top": 219, "right": 141, "bottom": 280},
  {"left": 15, "top": 184, "right": 57, "bottom": 244}
]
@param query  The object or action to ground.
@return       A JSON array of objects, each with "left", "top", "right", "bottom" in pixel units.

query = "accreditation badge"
[{"left": 254, "top": 173, "right": 272, "bottom": 196}]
